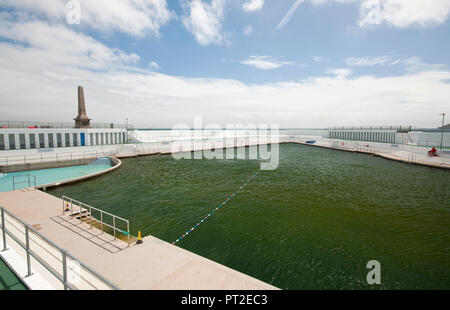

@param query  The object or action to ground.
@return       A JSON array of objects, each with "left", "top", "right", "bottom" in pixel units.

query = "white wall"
[{"left": 0, "top": 128, "right": 126, "bottom": 150}]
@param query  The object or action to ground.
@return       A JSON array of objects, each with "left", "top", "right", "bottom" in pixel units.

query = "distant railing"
[
  {"left": 0, "top": 150, "right": 116, "bottom": 166},
  {"left": 62, "top": 196, "right": 131, "bottom": 247},
  {"left": 0, "top": 206, "right": 119, "bottom": 290},
  {"left": 0, "top": 120, "right": 132, "bottom": 129},
  {"left": 327, "top": 126, "right": 413, "bottom": 132}
]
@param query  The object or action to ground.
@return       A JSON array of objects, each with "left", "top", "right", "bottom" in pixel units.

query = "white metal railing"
[
  {"left": 62, "top": 196, "right": 131, "bottom": 247},
  {"left": 328, "top": 125, "right": 414, "bottom": 131},
  {"left": 0, "top": 150, "right": 116, "bottom": 166},
  {"left": 0, "top": 120, "right": 129, "bottom": 129},
  {"left": 0, "top": 206, "right": 119, "bottom": 290},
  {"left": 12, "top": 174, "right": 36, "bottom": 190}
]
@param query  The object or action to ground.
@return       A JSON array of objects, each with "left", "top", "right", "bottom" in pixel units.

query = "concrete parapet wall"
[{"left": 0, "top": 158, "right": 93, "bottom": 173}]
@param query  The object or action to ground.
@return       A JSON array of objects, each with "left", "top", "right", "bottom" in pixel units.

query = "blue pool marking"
[{"left": 173, "top": 170, "right": 261, "bottom": 245}]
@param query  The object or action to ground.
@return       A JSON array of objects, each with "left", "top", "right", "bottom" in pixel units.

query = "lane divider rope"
[{"left": 172, "top": 170, "right": 261, "bottom": 245}]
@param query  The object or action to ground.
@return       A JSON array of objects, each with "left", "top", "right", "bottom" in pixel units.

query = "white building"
[
  {"left": 325, "top": 127, "right": 449, "bottom": 147},
  {"left": 327, "top": 129, "right": 397, "bottom": 144},
  {"left": 0, "top": 128, "right": 128, "bottom": 150}
]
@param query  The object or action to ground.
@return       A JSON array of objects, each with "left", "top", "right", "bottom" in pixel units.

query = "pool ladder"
[{"left": 12, "top": 174, "right": 37, "bottom": 191}]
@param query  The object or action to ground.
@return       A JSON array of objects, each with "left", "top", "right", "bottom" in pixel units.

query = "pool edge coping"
[
  {"left": 35, "top": 157, "right": 122, "bottom": 190},
  {"left": 288, "top": 141, "right": 450, "bottom": 170}
]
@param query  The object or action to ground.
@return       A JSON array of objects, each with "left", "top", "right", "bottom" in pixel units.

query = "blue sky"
[
  {"left": 89, "top": 1, "right": 450, "bottom": 83},
  {"left": 0, "top": 0, "right": 449, "bottom": 128}
]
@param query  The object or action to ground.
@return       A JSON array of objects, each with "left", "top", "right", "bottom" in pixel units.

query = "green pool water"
[
  {"left": 48, "top": 143, "right": 450, "bottom": 289},
  {"left": 0, "top": 257, "right": 28, "bottom": 290}
]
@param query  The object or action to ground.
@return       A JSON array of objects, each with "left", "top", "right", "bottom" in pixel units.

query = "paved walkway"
[
  {"left": 0, "top": 189, "right": 277, "bottom": 290},
  {"left": 292, "top": 140, "right": 450, "bottom": 170}
]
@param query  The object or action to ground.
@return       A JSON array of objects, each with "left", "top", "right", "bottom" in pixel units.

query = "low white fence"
[
  {"left": 0, "top": 150, "right": 116, "bottom": 166},
  {"left": 0, "top": 206, "right": 119, "bottom": 290}
]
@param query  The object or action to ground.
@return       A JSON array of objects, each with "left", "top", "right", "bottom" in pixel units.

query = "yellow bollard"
[
  {"left": 136, "top": 231, "right": 143, "bottom": 245},
  {"left": 65, "top": 202, "right": 70, "bottom": 212}
]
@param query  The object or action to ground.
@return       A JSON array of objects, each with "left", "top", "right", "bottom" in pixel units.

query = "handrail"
[
  {"left": 0, "top": 206, "right": 119, "bottom": 290},
  {"left": 12, "top": 174, "right": 36, "bottom": 190},
  {"left": 327, "top": 126, "right": 414, "bottom": 131},
  {"left": 0, "top": 150, "right": 116, "bottom": 166},
  {"left": 0, "top": 120, "right": 130, "bottom": 129},
  {"left": 62, "top": 196, "right": 131, "bottom": 247}
]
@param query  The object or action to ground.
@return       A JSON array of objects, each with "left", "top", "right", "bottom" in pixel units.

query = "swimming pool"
[
  {"left": 48, "top": 144, "right": 450, "bottom": 289},
  {"left": 0, "top": 256, "right": 28, "bottom": 290},
  {"left": 0, "top": 158, "right": 115, "bottom": 192}
]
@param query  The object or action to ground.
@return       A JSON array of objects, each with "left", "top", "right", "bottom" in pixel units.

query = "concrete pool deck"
[
  {"left": 0, "top": 189, "right": 278, "bottom": 290},
  {"left": 291, "top": 141, "right": 450, "bottom": 170}
]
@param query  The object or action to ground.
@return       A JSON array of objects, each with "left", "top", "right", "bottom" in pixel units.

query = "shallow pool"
[
  {"left": 0, "top": 158, "right": 114, "bottom": 192},
  {"left": 48, "top": 144, "right": 450, "bottom": 289}
]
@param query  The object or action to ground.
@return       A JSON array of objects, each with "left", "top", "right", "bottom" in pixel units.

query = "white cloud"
[
  {"left": 312, "top": 56, "right": 329, "bottom": 63},
  {"left": 309, "top": 0, "right": 450, "bottom": 29},
  {"left": 401, "top": 57, "right": 446, "bottom": 73},
  {"left": 241, "top": 56, "right": 295, "bottom": 70},
  {"left": 150, "top": 61, "right": 160, "bottom": 70},
  {"left": 0, "top": 18, "right": 140, "bottom": 70},
  {"left": 329, "top": 68, "right": 352, "bottom": 78},
  {"left": 0, "top": 0, "right": 173, "bottom": 37},
  {"left": 345, "top": 56, "right": 398, "bottom": 66},
  {"left": 313, "top": 56, "right": 323, "bottom": 62},
  {"left": 345, "top": 56, "right": 447, "bottom": 73},
  {"left": 359, "top": 0, "right": 450, "bottom": 28},
  {"left": 181, "top": 0, "right": 228, "bottom": 46},
  {"left": 243, "top": 24, "right": 254, "bottom": 35},
  {"left": 310, "top": 0, "right": 358, "bottom": 5},
  {"left": 242, "top": 0, "right": 265, "bottom": 12}
]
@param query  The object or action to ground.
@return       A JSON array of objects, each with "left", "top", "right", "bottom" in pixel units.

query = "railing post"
[
  {"left": 1, "top": 209, "right": 7, "bottom": 251},
  {"left": 100, "top": 212, "right": 103, "bottom": 233},
  {"left": 113, "top": 217, "right": 116, "bottom": 240},
  {"left": 90, "top": 207, "right": 93, "bottom": 229},
  {"left": 127, "top": 221, "right": 130, "bottom": 247},
  {"left": 62, "top": 251, "right": 68, "bottom": 290},
  {"left": 25, "top": 225, "right": 32, "bottom": 277}
]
